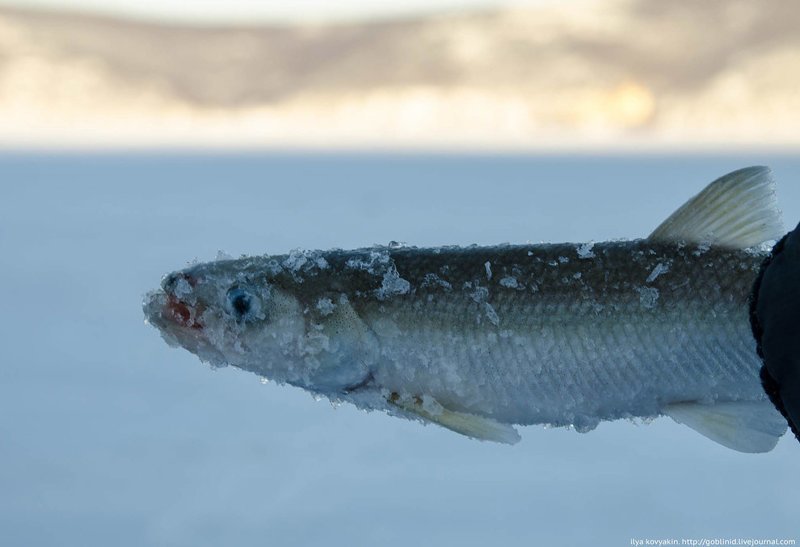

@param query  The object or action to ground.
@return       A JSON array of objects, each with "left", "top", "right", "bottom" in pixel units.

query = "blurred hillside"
[{"left": 0, "top": 0, "right": 798, "bottom": 148}]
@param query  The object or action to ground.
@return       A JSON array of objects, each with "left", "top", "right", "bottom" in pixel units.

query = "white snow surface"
[{"left": 4, "top": 155, "right": 800, "bottom": 547}]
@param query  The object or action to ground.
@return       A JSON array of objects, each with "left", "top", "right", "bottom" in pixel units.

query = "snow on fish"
[{"left": 143, "top": 167, "right": 788, "bottom": 453}]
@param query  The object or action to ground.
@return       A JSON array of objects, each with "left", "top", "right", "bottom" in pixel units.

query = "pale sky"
[{"left": 0, "top": 0, "right": 546, "bottom": 23}]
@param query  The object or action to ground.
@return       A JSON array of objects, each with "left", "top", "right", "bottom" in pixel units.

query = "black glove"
[{"left": 751, "top": 223, "right": 800, "bottom": 442}]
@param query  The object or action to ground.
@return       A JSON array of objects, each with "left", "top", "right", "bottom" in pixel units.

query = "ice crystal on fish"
[
  {"left": 422, "top": 273, "right": 452, "bottom": 291},
  {"left": 499, "top": 276, "right": 519, "bottom": 288},
  {"left": 346, "top": 250, "right": 391, "bottom": 273},
  {"left": 283, "top": 249, "right": 309, "bottom": 272},
  {"left": 470, "top": 286, "right": 489, "bottom": 303},
  {"left": 637, "top": 287, "right": 660, "bottom": 309},
  {"left": 692, "top": 243, "right": 711, "bottom": 257},
  {"left": 378, "top": 265, "right": 411, "bottom": 300},
  {"left": 316, "top": 297, "right": 336, "bottom": 316},
  {"left": 173, "top": 277, "right": 193, "bottom": 298},
  {"left": 646, "top": 262, "right": 671, "bottom": 283},
  {"left": 577, "top": 242, "right": 595, "bottom": 259},
  {"left": 484, "top": 303, "right": 500, "bottom": 326}
]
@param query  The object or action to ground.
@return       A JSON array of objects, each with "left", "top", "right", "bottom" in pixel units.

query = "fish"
[{"left": 143, "top": 166, "right": 789, "bottom": 453}]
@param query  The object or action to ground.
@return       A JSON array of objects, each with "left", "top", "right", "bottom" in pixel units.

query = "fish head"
[{"left": 143, "top": 256, "right": 375, "bottom": 394}]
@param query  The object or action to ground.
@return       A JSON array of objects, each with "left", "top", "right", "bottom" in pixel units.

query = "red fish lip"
[{"left": 165, "top": 294, "right": 204, "bottom": 330}]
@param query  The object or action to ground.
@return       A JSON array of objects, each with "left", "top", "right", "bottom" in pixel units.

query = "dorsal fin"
[{"left": 648, "top": 166, "right": 784, "bottom": 249}]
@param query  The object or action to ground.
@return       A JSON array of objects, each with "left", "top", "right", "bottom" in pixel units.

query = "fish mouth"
[
  {"left": 143, "top": 290, "right": 204, "bottom": 332},
  {"left": 165, "top": 294, "right": 204, "bottom": 330},
  {"left": 144, "top": 289, "right": 227, "bottom": 365},
  {"left": 157, "top": 272, "right": 205, "bottom": 329},
  {"left": 142, "top": 280, "right": 228, "bottom": 367}
]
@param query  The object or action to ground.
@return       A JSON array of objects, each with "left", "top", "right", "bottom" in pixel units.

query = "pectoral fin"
[
  {"left": 387, "top": 393, "right": 521, "bottom": 445},
  {"left": 648, "top": 166, "right": 784, "bottom": 249},
  {"left": 665, "top": 400, "right": 787, "bottom": 453}
]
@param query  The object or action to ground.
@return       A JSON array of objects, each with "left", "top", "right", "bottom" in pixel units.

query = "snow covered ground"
[{"left": 2, "top": 153, "right": 799, "bottom": 545}]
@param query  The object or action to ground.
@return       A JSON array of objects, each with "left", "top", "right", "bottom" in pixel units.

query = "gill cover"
[{"left": 305, "top": 295, "right": 378, "bottom": 392}]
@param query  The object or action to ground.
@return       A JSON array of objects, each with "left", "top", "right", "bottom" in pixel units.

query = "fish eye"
[{"left": 226, "top": 287, "right": 261, "bottom": 322}]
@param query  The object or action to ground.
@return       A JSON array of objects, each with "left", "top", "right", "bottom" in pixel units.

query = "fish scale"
[{"left": 343, "top": 241, "right": 764, "bottom": 427}]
